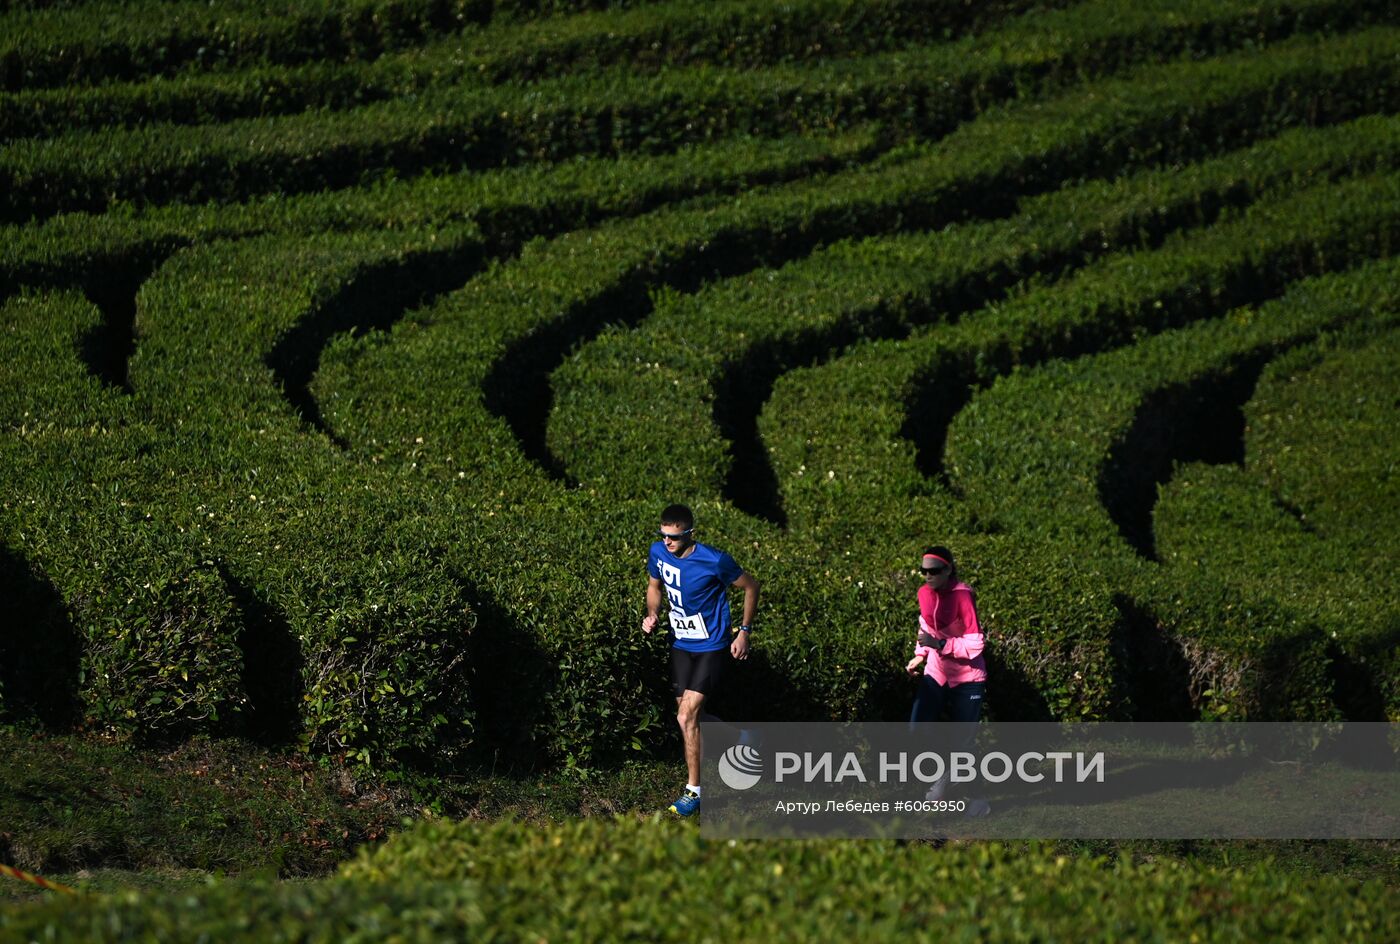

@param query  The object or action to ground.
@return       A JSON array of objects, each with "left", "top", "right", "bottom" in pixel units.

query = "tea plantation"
[{"left": 1, "top": 0, "right": 1397, "bottom": 937}]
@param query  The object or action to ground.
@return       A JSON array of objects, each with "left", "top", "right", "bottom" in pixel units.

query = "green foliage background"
[{"left": 1, "top": 0, "right": 1397, "bottom": 934}]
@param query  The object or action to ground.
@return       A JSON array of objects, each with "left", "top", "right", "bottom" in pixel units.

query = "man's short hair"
[{"left": 660, "top": 503, "right": 694, "bottom": 529}]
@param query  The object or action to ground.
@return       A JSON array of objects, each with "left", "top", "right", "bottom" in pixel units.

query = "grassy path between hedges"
[{"left": 2, "top": 730, "right": 1396, "bottom": 912}]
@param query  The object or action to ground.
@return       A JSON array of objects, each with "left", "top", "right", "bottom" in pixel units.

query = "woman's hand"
[{"left": 905, "top": 655, "right": 925, "bottom": 677}]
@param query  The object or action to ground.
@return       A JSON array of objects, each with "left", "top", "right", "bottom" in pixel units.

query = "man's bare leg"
[{"left": 676, "top": 690, "right": 707, "bottom": 787}]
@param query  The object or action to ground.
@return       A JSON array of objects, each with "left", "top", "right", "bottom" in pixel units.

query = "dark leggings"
[
  {"left": 910, "top": 677, "right": 985, "bottom": 754},
  {"left": 910, "top": 677, "right": 985, "bottom": 724}
]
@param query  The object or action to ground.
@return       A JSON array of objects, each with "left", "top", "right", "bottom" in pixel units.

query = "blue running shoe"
[{"left": 669, "top": 789, "right": 701, "bottom": 817}]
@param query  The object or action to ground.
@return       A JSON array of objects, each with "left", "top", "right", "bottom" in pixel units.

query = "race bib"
[{"left": 670, "top": 610, "right": 709, "bottom": 641}]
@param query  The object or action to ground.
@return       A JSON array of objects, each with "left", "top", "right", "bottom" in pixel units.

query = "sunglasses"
[
  {"left": 921, "top": 565, "right": 948, "bottom": 575},
  {"left": 658, "top": 529, "right": 693, "bottom": 540}
]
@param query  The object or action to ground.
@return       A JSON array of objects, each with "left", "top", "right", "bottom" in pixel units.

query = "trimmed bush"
[
  {"left": 3, "top": 0, "right": 1398, "bottom": 767},
  {"left": 946, "top": 254, "right": 1400, "bottom": 718},
  {"left": 300, "top": 35, "right": 1400, "bottom": 745},
  {"left": 1, "top": 232, "right": 487, "bottom": 762},
  {"left": 1154, "top": 324, "right": 1400, "bottom": 719},
  {"left": 548, "top": 121, "right": 1400, "bottom": 507},
  {"left": 120, "top": 231, "right": 485, "bottom": 765},
  {"left": 6, "top": 0, "right": 1392, "bottom": 221},
  {"left": 757, "top": 180, "right": 1400, "bottom": 721},
  {"left": 9, "top": 818, "right": 1392, "bottom": 941},
  {"left": 941, "top": 180, "right": 1400, "bottom": 546},
  {"left": 0, "top": 0, "right": 1042, "bottom": 138},
  {"left": 0, "top": 290, "right": 246, "bottom": 738},
  {"left": 1, "top": 0, "right": 625, "bottom": 91},
  {"left": 0, "top": 125, "right": 882, "bottom": 296}
]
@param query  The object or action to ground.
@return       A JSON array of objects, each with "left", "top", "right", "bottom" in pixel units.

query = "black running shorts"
[{"left": 670, "top": 646, "right": 730, "bottom": 698}]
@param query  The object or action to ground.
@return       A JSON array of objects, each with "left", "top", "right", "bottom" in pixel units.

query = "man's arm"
[
  {"left": 733, "top": 572, "right": 759, "bottom": 628},
  {"left": 729, "top": 572, "right": 759, "bottom": 660},
  {"left": 642, "top": 576, "right": 664, "bottom": 633}
]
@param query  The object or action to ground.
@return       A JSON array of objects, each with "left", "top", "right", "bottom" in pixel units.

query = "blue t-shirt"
[{"left": 648, "top": 540, "right": 744, "bottom": 652}]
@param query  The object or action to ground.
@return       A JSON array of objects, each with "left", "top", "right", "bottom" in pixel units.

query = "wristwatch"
[{"left": 738, "top": 625, "right": 752, "bottom": 634}]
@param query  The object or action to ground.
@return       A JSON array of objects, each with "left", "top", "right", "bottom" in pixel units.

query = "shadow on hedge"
[
  {"left": 0, "top": 545, "right": 81, "bottom": 729},
  {"left": 222, "top": 568, "right": 305, "bottom": 747},
  {"left": 80, "top": 245, "right": 183, "bottom": 394},
  {"left": 267, "top": 238, "right": 487, "bottom": 448},
  {"left": 1110, "top": 594, "right": 1198, "bottom": 722}
]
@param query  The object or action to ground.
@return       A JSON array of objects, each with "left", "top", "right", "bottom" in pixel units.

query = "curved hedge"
[
  {"left": 6, "top": 0, "right": 1390, "bottom": 222},
  {"left": 1154, "top": 324, "right": 1400, "bottom": 719},
  {"left": 945, "top": 249, "right": 1400, "bottom": 718},
  {"left": 127, "top": 231, "right": 489, "bottom": 764},
  {"left": 298, "top": 31, "right": 1400, "bottom": 743},
  {"left": 762, "top": 114, "right": 1400, "bottom": 537},
  {"left": 0, "top": 0, "right": 669, "bottom": 91},
  {"left": 752, "top": 177, "right": 1400, "bottom": 720},
  {"left": 0, "top": 231, "right": 493, "bottom": 762},
  {"left": 3, "top": 0, "right": 1398, "bottom": 768},
  {"left": 546, "top": 122, "right": 1400, "bottom": 509},
  {"left": 941, "top": 176, "right": 1400, "bottom": 545},
  {"left": 0, "top": 0, "right": 1040, "bottom": 139},
  {"left": 1245, "top": 327, "right": 1400, "bottom": 557},
  {"left": 0, "top": 125, "right": 881, "bottom": 298},
  {"left": 0, "top": 290, "right": 247, "bottom": 737},
  {"left": 347, "top": 26, "right": 1400, "bottom": 483}
]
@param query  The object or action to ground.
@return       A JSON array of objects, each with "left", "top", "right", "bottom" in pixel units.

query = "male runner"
[{"left": 641, "top": 503, "right": 759, "bottom": 817}]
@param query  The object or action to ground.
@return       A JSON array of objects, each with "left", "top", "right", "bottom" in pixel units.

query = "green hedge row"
[
  {"left": 0, "top": 60, "right": 393, "bottom": 141},
  {"left": 0, "top": 125, "right": 882, "bottom": 296},
  {"left": 0, "top": 127, "right": 887, "bottom": 759},
  {"left": 0, "top": 265, "right": 670, "bottom": 767},
  {"left": 546, "top": 116, "right": 1400, "bottom": 506},
  {"left": 0, "top": 290, "right": 248, "bottom": 737},
  {"left": 6, "top": 818, "right": 1396, "bottom": 941},
  {"left": 0, "top": 871, "right": 486, "bottom": 942},
  {"left": 944, "top": 251, "right": 1400, "bottom": 719},
  {"left": 1246, "top": 329, "right": 1400, "bottom": 547},
  {"left": 125, "top": 230, "right": 487, "bottom": 765},
  {"left": 0, "top": 229, "right": 491, "bottom": 762},
  {"left": 0, "top": 0, "right": 662, "bottom": 91},
  {"left": 548, "top": 171, "right": 1400, "bottom": 721},
  {"left": 441, "top": 0, "right": 1035, "bottom": 84},
  {"left": 302, "top": 33, "right": 1400, "bottom": 746},
  {"left": 1, "top": 0, "right": 482, "bottom": 91},
  {"left": 0, "top": 0, "right": 1042, "bottom": 139},
  {"left": 6, "top": 0, "right": 1389, "bottom": 221},
  {"left": 340, "top": 25, "right": 1400, "bottom": 481},
  {"left": 7, "top": 84, "right": 1399, "bottom": 765},
  {"left": 761, "top": 114, "right": 1400, "bottom": 540},
  {"left": 1154, "top": 324, "right": 1400, "bottom": 719},
  {"left": 755, "top": 175, "right": 1400, "bottom": 721},
  {"left": 941, "top": 178, "right": 1400, "bottom": 545},
  {"left": 6, "top": 14, "right": 1400, "bottom": 763}
]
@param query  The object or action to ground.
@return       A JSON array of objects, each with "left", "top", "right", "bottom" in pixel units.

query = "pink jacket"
[{"left": 914, "top": 581, "right": 987, "bottom": 686}]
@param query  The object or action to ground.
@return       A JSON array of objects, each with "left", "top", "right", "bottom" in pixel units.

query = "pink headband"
[{"left": 922, "top": 554, "right": 950, "bottom": 567}]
